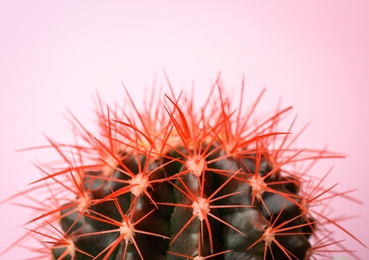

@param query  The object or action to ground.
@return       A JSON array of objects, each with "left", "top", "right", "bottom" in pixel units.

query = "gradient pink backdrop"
[{"left": 1, "top": 1, "right": 368, "bottom": 259}]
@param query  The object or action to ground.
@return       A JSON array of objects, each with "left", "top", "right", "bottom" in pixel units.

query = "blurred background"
[{"left": 0, "top": 1, "right": 368, "bottom": 259}]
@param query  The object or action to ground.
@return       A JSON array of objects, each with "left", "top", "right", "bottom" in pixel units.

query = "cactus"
[{"left": 2, "top": 77, "right": 366, "bottom": 259}]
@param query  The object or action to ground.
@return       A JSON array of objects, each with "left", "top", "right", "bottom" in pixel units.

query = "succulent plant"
[{"left": 2, "top": 77, "right": 366, "bottom": 259}]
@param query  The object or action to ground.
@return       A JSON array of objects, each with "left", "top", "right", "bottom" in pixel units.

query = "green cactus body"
[{"left": 3, "top": 79, "right": 366, "bottom": 259}]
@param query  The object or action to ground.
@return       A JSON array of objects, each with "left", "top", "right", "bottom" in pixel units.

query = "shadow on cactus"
[{"left": 1, "top": 76, "right": 366, "bottom": 259}]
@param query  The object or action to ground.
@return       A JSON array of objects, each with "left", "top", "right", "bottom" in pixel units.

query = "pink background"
[{"left": 1, "top": 1, "right": 368, "bottom": 259}]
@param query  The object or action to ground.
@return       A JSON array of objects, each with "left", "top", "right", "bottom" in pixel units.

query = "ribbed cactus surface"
[
  {"left": 54, "top": 145, "right": 311, "bottom": 260},
  {"left": 3, "top": 79, "right": 365, "bottom": 259}
]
